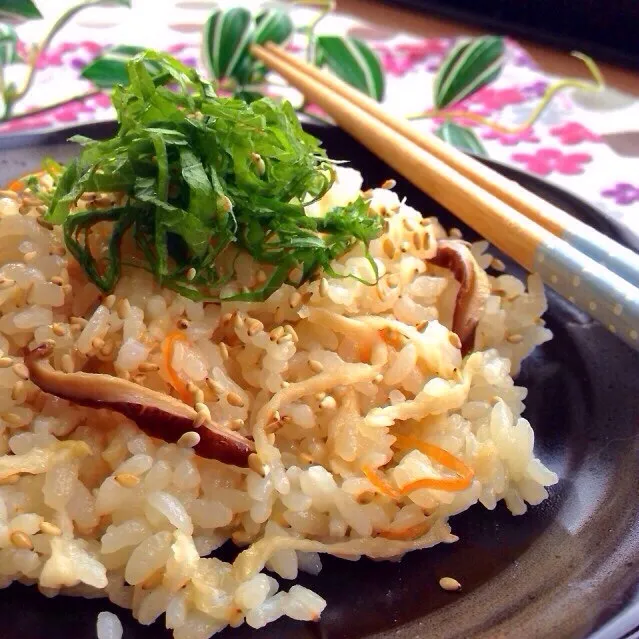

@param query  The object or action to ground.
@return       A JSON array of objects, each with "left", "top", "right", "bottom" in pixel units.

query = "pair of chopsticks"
[{"left": 252, "top": 42, "right": 639, "bottom": 352}]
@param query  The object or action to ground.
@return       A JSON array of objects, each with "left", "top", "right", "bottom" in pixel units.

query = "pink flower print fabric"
[{"left": 511, "top": 149, "right": 592, "bottom": 176}]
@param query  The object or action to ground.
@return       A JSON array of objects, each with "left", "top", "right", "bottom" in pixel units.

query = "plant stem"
[
  {"left": 406, "top": 52, "right": 604, "bottom": 134},
  {"left": 10, "top": 0, "right": 120, "bottom": 110},
  {"left": 293, "top": 0, "right": 336, "bottom": 64},
  {"left": 0, "top": 90, "right": 103, "bottom": 123}
]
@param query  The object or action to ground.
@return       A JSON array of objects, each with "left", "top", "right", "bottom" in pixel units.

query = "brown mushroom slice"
[
  {"left": 429, "top": 239, "right": 491, "bottom": 355},
  {"left": 25, "top": 342, "right": 254, "bottom": 467}
]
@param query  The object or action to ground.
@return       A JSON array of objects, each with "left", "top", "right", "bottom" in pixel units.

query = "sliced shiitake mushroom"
[
  {"left": 25, "top": 342, "right": 254, "bottom": 467},
  {"left": 429, "top": 239, "right": 491, "bottom": 355}
]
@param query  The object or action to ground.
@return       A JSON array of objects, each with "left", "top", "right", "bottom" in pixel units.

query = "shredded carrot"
[
  {"left": 377, "top": 520, "right": 432, "bottom": 540},
  {"left": 393, "top": 433, "right": 474, "bottom": 494},
  {"left": 6, "top": 179, "right": 24, "bottom": 192},
  {"left": 362, "top": 465, "right": 401, "bottom": 500},
  {"left": 161, "top": 330, "right": 190, "bottom": 403}
]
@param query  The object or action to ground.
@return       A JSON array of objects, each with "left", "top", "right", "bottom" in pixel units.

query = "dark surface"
[
  {"left": 384, "top": 0, "right": 639, "bottom": 69},
  {"left": 0, "top": 122, "right": 638, "bottom": 639}
]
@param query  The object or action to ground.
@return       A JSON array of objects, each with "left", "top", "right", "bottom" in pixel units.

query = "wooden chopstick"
[
  {"left": 251, "top": 43, "right": 639, "bottom": 351},
  {"left": 258, "top": 42, "right": 639, "bottom": 290}
]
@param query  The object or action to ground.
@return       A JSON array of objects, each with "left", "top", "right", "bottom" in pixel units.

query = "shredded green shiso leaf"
[{"left": 45, "top": 50, "right": 383, "bottom": 301}]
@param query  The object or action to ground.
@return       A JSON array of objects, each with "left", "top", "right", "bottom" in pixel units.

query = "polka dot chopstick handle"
[
  {"left": 561, "top": 221, "right": 639, "bottom": 289},
  {"left": 533, "top": 236, "right": 639, "bottom": 348}
]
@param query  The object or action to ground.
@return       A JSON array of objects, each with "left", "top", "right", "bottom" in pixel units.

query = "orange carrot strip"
[
  {"left": 393, "top": 433, "right": 474, "bottom": 494},
  {"left": 7, "top": 179, "right": 24, "bottom": 192},
  {"left": 377, "top": 520, "right": 432, "bottom": 540},
  {"left": 161, "top": 330, "right": 190, "bottom": 403},
  {"left": 362, "top": 465, "right": 401, "bottom": 500}
]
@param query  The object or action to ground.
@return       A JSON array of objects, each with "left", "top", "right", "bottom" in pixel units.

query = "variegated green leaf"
[
  {"left": 81, "top": 45, "right": 159, "bottom": 87},
  {"left": 254, "top": 8, "right": 293, "bottom": 45},
  {"left": 435, "top": 120, "right": 486, "bottom": 155},
  {"left": 0, "top": 24, "right": 21, "bottom": 64},
  {"left": 316, "top": 35, "right": 384, "bottom": 100},
  {"left": 203, "top": 7, "right": 254, "bottom": 81},
  {"left": 0, "top": 0, "right": 42, "bottom": 22},
  {"left": 434, "top": 36, "right": 504, "bottom": 109}
]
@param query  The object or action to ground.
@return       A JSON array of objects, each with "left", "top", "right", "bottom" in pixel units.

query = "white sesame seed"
[
  {"left": 439, "top": 577, "right": 462, "bottom": 592},
  {"left": 177, "top": 431, "right": 201, "bottom": 448},
  {"left": 186, "top": 267, "right": 197, "bottom": 281}
]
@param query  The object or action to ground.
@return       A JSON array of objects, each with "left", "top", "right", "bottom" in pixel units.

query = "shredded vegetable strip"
[
  {"left": 377, "top": 520, "right": 432, "bottom": 541},
  {"left": 161, "top": 330, "right": 190, "bottom": 403},
  {"left": 393, "top": 434, "right": 474, "bottom": 493},
  {"left": 362, "top": 465, "right": 400, "bottom": 500}
]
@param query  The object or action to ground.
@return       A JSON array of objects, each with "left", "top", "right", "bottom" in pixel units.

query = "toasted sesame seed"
[
  {"left": 39, "top": 521, "right": 62, "bottom": 536},
  {"left": 12, "top": 362, "right": 29, "bottom": 381},
  {"left": 177, "top": 430, "right": 201, "bottom": 448},
  {"left": 115, "top": 473, "right": 140, "bottom": 488},
  {"left": 247, "top": 318, "right": 264, "bottom": 337},
  {"left": 10, "top": 530, "right": 33, "bottom": 550},
  {"left": 117, "top": 298, "right": 131, "bottom": 319},
  {"left": 270, "top": 326, "right": 285, "bottom": 341},
  {"left": 219, "top": 342, "right": 229, "bottom": 360},
  {"left": 415, "top": 320, "right": 429, "bottom": 331},
  {"left": 248, "top": 453, "right": 265, "bottom": 476},
  {"left": 448, "top": 332, "right": 462, "bottom": 349},
  {"left": 132, "top": 374, "right": 147, "bottom": 385},
  {"left": 217, "top": 194, "right": 233, "bottom": 213},
  {"left": 206, "top": 378, "right": 225, "bottom": 395},
  {"left": 229, "top": 418, "right": 245, "bottom": 431},
  {"left": 308, "top": 359, "right": 324, "bottom": 373},
  {"left": 70, "top": 316, "right": 88, "bottom": 327},
  {"left": 51, "top": 322, "right": 66, "bottom": 336},
  {"left": 283, "top": 325, "right": 298, "bottom": 343},
  {"left": 186, "top": 267, "right": 197, "bottom": 281},
  {"left": 507, "top": 333, "right": 524, "bottom": 344},
  {"left": 319, "top": 395, "right": 337, "bottom": 410},
  {"left": 277, "top": 334, "right": 294, "bottom": 345},
  {"left": 177, "top": 318, "right": 190, "bottom": 330},
  {"left": 491, "top": 257, "right": 506, "bottom": 272},
  {"left": 195, "top": 402, "right": 211, "bottom": 418},
  {"left": 50, "top": 276, "right": 64, "bottom": 287},
  {"left": 91, "top": 337, "right": 105, "bottom": 350},
  {"left": 449, "top": 228, "right": 463, "bottom": 239},
  {"left": 23, "top": 250, "right": 37, "bottom": 263},
  {"left": 226, "top": 391, "right": 244, "bottom": 407},
  {"left": 103, "top": 294, "right": 116, "bottom": 309},
  {"left": 139, "top": 362, "right": 160, "bottom": 372},
  {"left": 221, "top": 312, "right": 234, "bottom": 325},
  {"left": 61, "top": 284, "right": 72, "bottom": 297},
  {"left": 382, "top": 237, "right": 395, "bottom": 259},
  {"left": 250, "top": 152, "right": 266, "bottom": 176},
  {"left": 233, "top": 313, "right": 245, "bottom": 330},
  {"left": 192, "top": 412, "right": 207, "bottom": 429},
  {"left": 289, "top": 291, "right": 302, "bottom": 309},
  {"left": 381, "top": 178, "right": 396, "bottom": 189},
  {"left": 319, "top": 278, "right": 329, "bottom": 297},
  {"left": 0, "top": 357, "right": 13, "bottom": 368},
  {"left": 51, "top": 245, "right": 67, "bottom": 256},
  {"left": 399, "top": 241, "right": 410, "bottom": 253},
  {"left": 439, "top": 577, "right": 462, "bottom": 592},
  {"left": 256, "top": 270, "right": 267, "bottom": 284},
  {"left": 61, "top": 354, "right": 74, "bottom": 374},
  {"left": 373, "top": 373, "right": 384, "bottom": 384}
]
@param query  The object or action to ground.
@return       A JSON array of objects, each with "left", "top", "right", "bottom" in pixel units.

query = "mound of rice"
[{"left": 0, "top": 166, "right": 556, "bottom": 637}]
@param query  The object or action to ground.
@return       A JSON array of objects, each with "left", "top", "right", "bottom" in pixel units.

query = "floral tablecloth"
[{"left": 5, "top": 0, "right": 639, "bottom": 235}]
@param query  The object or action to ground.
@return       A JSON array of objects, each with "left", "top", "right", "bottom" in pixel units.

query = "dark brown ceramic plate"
[{"left": 0, "top": 122, "right": 638, "bottom": 639}]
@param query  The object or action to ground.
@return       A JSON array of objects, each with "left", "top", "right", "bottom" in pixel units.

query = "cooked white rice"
[{"left": 0, "top": 166, "right": 556, "bottom": 637}]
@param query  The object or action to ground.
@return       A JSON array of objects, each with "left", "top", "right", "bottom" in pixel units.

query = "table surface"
[{"left": 338, "top": 0, "right": 639, "bottom": 96}]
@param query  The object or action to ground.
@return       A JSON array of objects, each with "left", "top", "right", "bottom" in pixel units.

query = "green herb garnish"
[{"left": 45, "top": 50, "right": 383, "bottom": 300}]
